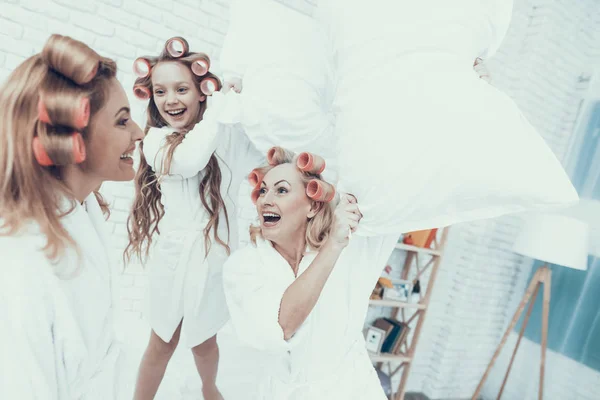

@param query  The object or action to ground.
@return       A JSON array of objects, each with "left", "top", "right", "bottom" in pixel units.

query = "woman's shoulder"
[{"left": 223, "top": 240, "right": 263, "bottom": 273}]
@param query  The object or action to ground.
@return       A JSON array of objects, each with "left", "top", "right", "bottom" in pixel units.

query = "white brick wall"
[{"left": 2, "top": 1, "right": 599, "bottom": 399}]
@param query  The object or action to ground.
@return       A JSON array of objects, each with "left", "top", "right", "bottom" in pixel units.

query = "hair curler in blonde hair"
[
  {"left": 191, "top": 54, "right": 210, "bottom": 77},
  {"left": 133, "top": 57, "right": 151, "bottom": 78},
  {"left": 200, "top": 77, "right": 219, "bottom": 96},
  {"left": 38, "top": 95, "right": 90, "bottom": 130},
  {"left": 297, "top": 152, "right": 326, "bottom": 175},
  {"left": 306, "top": 179, "right": 336, "bottom": 202},
  {"left": 42, "top": 34, "right": 100, "bottom": 85},
  {"left": 133, "top": 84, "right": 151, "bottom": 100},
  {"left": 32, "top": 131, "right": 86, "bottom": 166},
  {"left": 251, "top": 185, "right": 261, "bottom": 205},
  {"left": 248, "top": 168, "right": 264, "bottom": 187},
  {"left": 165, "top": 36, "right": 189, "bottom": 58}
]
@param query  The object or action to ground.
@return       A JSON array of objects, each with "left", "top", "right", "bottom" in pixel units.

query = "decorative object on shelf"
[
  {"left": 371, "top": 277, "right": 394, "bottom": 300},
  {"left": 472, "top": 213, "right": 590, "bottom": 400},
  {"left": 382, "top": 280, "right": 412, "bottom": 302},
  {"left": 365, "top": 325, "right": 387, "bottom": 354},
  {"left": 402, "top": 228, "right": 438, "bottom": 248},
  {"left": 368, "top": 227, "right": 449, "bottom": 400},
  {"left": 410, "top": 280, "right": 421, "bottom": 304}
]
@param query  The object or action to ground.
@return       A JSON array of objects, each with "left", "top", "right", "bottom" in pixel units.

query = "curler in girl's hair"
[
  {"left": 248, "top": 168, "right": 264, "bottom": 187},
  {"left": 251, "top": 186, "right": 261, "bottom": 205},
  {"left": 133, "top": 85, "right": 151, "bottom": 100},
  {"left": 191, "top": 55, "right": 210, "bottom": 77},
  {"left": 297, "top": 152, "right": 326, "bottom": 175},
  {"left": 306, "top": 179, "right": 336, "bottom": 203},
  {"left": 133, "top": 57, "right": 151, "bottom": 78},
  {"left": 32, "top": 132, "right": 86, "bottom": 167},
  {"left": 165, "top": 37, "right": 189, "bottom": 58},
  {"left": 38, "top": 96, "right": 90, "bottom": 130},
  {"left": 200, "top": 77, "right": 219, "bottom": 96}
]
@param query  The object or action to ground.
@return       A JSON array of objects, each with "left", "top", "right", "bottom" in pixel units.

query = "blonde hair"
[
  {"left": 0, "top": 34, "right": 116, "bottom": 261},
  {"left": 125, "top": 37, "right": 230, "bottom": 264},
  {"left": 249, "top": 147, "right": 334, "bottom": 251}
]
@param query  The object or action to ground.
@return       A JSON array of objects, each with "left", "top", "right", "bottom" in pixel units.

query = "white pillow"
[
  {"left": 313, "top": 0, "right": 578, "bottom": 235},
  {"left": 219, "top": 0, "right": 338, "bottom": 181},
  {"left": 220, "top": 0, "right": 579, "bottom": 236}
]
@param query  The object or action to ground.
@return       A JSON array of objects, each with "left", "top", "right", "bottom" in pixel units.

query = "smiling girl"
[{"left": 125, "top": 36, "right": 262, "bottom": 400}]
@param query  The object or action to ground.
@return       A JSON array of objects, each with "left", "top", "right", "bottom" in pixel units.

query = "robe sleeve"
[
  {"left": 142, "top": 91, "right": 241, "bottom": 179},
  {"left": 0, "top": 247, "right": 60, "bottom": 400},
  {"left": 222, "top": 246, "right": 298, "bottom": 353}
]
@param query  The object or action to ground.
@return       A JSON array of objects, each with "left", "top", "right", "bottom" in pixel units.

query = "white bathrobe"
[
  {"left": 142, "top": 91, "right": 263, "bottom": 347},
  {"left": 0, "top": 194, "right": 123, "bottom": 399},
  {"left": 222, "top": 234, "right": 398, "bottom": 399}
]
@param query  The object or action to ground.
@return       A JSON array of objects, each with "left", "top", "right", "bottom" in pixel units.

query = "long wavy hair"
[
  {"left": 125, "top": 37, "right": 230, "bottom": 264},
  {"left": 249, "top": 147, "right": 335, "bottom": 251},
  {"left": 0, "top": 34, "right": 115, "bottom": 261}
]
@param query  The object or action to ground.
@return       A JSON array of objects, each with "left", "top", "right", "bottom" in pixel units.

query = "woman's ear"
[
  {"left": 307, "top": 200, "right": 322, "bottom": 219},
  {"left": 199, "top": 95, "right": 207, "bottom": 102}
]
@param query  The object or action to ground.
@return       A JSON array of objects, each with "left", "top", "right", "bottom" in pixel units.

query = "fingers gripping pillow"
[
  {"left": 219, "top": 0, "right": 339, "bottom": 181},
  {"left": 315, "top": 0, "right": 578, "bottom": 236}
]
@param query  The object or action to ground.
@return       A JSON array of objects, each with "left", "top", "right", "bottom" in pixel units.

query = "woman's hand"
[
  {"left": 222, "top": 77, "right": 243, "bottom": 94},
  {"left": 329, "top": 193, "right": 362, "bottom": 248}
]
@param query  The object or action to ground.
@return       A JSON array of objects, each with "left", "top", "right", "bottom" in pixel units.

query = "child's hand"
[{"left": 222, "top": 77, "right": 243, "bottom": 94}]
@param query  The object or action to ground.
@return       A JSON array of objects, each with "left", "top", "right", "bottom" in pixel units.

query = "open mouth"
[
  {"left": 262, "top": 212, "right": 281, "bottom": 228},
  {"left": 166, "top": 108, "right": 186, "bottom": 120},
  {"left": 120, "top": 147, "right": 135, "bottom": 164}
]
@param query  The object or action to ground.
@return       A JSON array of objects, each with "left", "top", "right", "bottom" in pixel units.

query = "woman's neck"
[
  {"left": 273, "top": 235, "right": 307, "bottom": 275},
  {"left": 62, "top": 165, "right": 101, "bottom": 204}
]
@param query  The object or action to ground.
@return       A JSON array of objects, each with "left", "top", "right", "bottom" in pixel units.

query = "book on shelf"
[{"left": 373, "top": 317, "right": 411, "bottom": 355}]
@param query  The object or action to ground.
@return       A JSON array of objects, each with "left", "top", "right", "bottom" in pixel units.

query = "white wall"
[
  {"left": 408, "top": 1, "right": 600, "bottom": 399},
  {"left": 2, "top": 1, "right": 599, "bottom": 399}
]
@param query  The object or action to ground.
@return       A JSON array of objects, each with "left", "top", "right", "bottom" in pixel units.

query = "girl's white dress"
[{"left": 142, "top": 91, "right": 263, "bottom": 347}]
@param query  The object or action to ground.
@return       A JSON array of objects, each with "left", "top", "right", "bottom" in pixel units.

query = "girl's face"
[
  {"left": 151, "top": 61, "right": 205, "bottom": 131},
  {"left": 83, "top": 78, "right": 143, "bottom": 181}
]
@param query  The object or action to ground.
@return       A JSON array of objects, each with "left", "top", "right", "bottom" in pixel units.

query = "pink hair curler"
[
  {"left": 38, "top": 97, "right": 90, "bottom": 130},
  {"left": 200, "top": 77, "right": 218, "bottom": 96},
  {"left": 251, "top": 186, "right": 261, "bottom": 205},
  {"left": 133, "top": 85, "right": 151, "bottom": 100},
  {"left": 133, "top": 57, "right": 151, "bottom": 78},
  {"left": 81, "top": 62, "right": 99, "bottom": 84},
  {"left": 266, "top": 147, "right": 279, "bottom": 166},
  {"left": 191, "top": 58, "right": 210, "bottom": 77},
  {"left": 248, "top": 168, "right": 263, "bottom": 187},
  {"left": 32, "top": 132, "right": 86, "bottom": 167},
  {"left": 297, "top": 152, "right": 326, "bottom": 174},
  {"left": 306, "top": 179, "right": 335, "bottom": 203},
  {"left": 165, "top": 37, "right": 188, "bottom": 58},
  {"left": 37, "top": 98, "right": 51, "bottom": 125}
]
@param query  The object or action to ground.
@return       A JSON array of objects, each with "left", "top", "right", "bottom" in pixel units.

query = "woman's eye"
[
  {"left": 278, "top": 187, "right": 288, "bottom": 194},
  {"left": 259, "top": 187, "right": 267, "bottom": 194},
  {"left": 177, "top": 87, "right": 188, "bottom": 93},
  {"left": 154, "top": 89, "right": 164, "bottom": 95},
  {"left": 118, "top": 118, "right": 129, "bottom": 126}
]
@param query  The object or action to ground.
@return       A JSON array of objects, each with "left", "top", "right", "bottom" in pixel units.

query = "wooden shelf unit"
[{"left": 368, "top": 227, "right": 450, "bottom": 400}]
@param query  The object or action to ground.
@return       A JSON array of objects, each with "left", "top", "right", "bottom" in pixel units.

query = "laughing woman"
[
  {"left": 222, "top": 147, "right": 398, "bottom": 399},
  {"left": 0, "top": 34, "right": 143, "bottom": 399}
]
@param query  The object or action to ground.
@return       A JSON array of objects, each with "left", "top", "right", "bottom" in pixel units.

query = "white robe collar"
[
  {"left": 255, "top": 237, "right": 317, "bottom": 279},
  {"left": 57, "top": 193, "right": 112, "bottom": 282}
]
